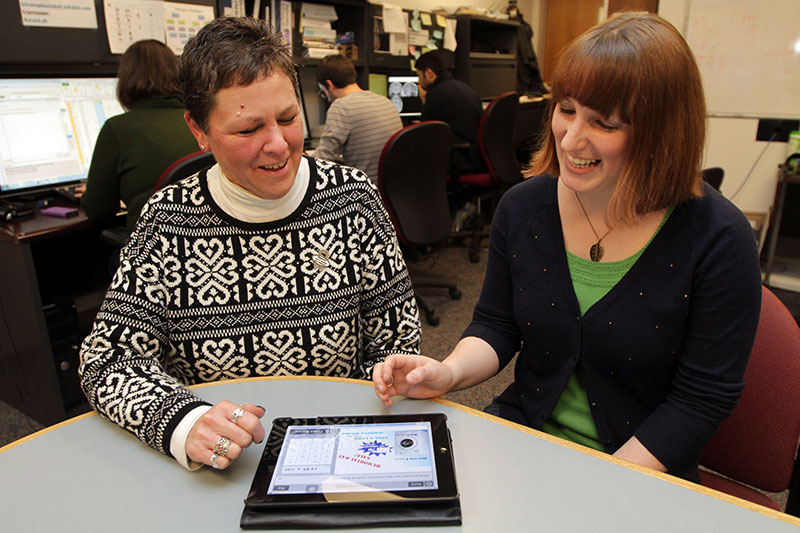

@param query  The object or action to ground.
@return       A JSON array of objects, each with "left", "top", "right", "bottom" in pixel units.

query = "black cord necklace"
[{"left": 574, "top": 191, "right": 611, "bottom": 262}]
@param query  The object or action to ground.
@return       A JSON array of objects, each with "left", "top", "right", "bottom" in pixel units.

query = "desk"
[
  {"left": 0, "top": 206, "right": 116, "bottom": 426},
  {"left": 763, "top": 169, "right": 800, "bottom": 287},
  {"left": 2, "top": 377, "right": 798, "bottom": 532}
]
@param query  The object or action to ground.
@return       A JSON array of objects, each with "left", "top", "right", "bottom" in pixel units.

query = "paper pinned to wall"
[
  {"left": 409, "top": 29, "right": 429, "bottom": 47},
  {"left": 389, "top": 11, "right": 409, "bottom": 56},
  {"left": 104, "top": 0, "right": 164, "bottom": 54},
  {"left": 163, "top": 1, "right": 213, "bottom": 55},
  {"left": 19, "top": 0, "right": 98, "bottom": 29},
  {"left": 382, "top": 4, "right": 406, "bottom": 34},
  {"left": 443, "top": 18, "right": 457, "bottom": 51}
]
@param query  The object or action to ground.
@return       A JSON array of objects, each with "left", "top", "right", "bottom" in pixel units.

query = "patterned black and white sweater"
[{"left": 79, "top": 157, "right": 421, "bottom": 456}]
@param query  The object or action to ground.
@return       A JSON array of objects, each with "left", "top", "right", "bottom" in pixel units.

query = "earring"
[{"left": 200, "top": 145, "right": 205, "bottom": 151}]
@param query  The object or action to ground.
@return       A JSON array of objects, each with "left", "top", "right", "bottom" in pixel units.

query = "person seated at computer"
[
  {"left": 80, "top": 39, "right": 198, "bottom": 230},
  {"left": 374, "top": 12, "right": 762, "bottom": 482},
  {"left": 308, "top": 55, "right": 402, "bottom": 183},
  {"left": 414, "top": 51, "right": 484, "bottom": 176},
  {"left": 79, "top": 17, "right": 421, "bottom": 472}
]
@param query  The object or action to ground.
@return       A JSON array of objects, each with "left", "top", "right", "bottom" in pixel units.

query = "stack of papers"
[{"left": 301, "top": 3, "right": 339, "bottom": 59}]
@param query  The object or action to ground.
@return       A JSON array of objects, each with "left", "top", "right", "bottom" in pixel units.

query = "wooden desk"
[
  {"left": 0, "top": 206, "right": 115, "bottom": 425},
  {"left": 1, "top": 377, "right": 798, "bottom": 532},
  {"left": 763, "top": 169, "right": 800, "bottom": 287}
]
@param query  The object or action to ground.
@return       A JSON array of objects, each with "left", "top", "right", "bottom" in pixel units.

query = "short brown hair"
[
  {"left": 316, "top": 55, "right": 357, "bottom": 88},
  {"left": 179, "top": 17, "right": 299, "bottom": 132},
  {"left": 527, "top": 12, "right": 706, "bottom": 224},
  {"left": 116, "top": 40, "right": 181, "bottom": 110}
]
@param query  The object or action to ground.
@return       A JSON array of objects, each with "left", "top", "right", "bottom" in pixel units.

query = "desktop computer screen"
[
  {"left": 387, "top": 75, "right": 422, "bottom": 119},
  {"left": 0, "top": 77, "right": 125, "bottom": 196}
]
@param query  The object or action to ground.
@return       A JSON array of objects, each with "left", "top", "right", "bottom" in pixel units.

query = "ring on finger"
[
  {"left": 232, "top": 405, "right": 246, "bottom": 424},
  {"left": 213, "top": 436, "right": 231, "bottom": 457},
  {"left": 210, "top": 453, "right": 220, "bottom": 469}
]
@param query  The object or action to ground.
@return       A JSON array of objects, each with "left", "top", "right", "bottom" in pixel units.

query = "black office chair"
[
  {"left": 702, "top": 167, "right": 724, "bottom": 191},
  {"left": 100, "top": 151, "right": 216, "bottom": 248},
  {"left": 378, "top": 121, "right": 461, "bottom": 326},
  {"left": 155, "top": 150, "right": 216, "bottom": 191},
  {"left": 451, "top": 91, "right": 523, "bottom": 262}
]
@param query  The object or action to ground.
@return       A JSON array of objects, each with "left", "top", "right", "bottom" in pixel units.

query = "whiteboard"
[{"left": 685, "top": 0, "right": 800, "bottom": 119}]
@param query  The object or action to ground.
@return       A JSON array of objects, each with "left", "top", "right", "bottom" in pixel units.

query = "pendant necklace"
[{"left": 574, "top": 191, "right": 611, "bottom": 262}]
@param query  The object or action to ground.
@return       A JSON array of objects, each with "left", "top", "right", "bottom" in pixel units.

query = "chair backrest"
[
  {"left": 702, "top": 167, "right": 724, "bottom": 191},
  {"left": 155, "top": 151, "right": 216, "bottom": 191},
  {"left": 378, "top": 121, "right": 452, "bottom": 247},
  {"left": 699, "top": 285, "right": 800, "bottom": 492},
  {"left": 478, "top": 91, "right": 522, "bottom": 186}
]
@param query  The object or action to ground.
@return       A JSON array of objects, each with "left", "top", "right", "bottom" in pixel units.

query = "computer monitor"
[
  {"left": 0, "top": 77, "right": 125, "bottom": 197},
  {"left": 387, "top": 75, "right": 422, "bottom": 119}
]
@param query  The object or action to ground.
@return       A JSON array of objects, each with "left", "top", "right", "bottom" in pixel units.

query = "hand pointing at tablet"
[{"left": 373, "top": 338, "right": 500, "bottom": 407}]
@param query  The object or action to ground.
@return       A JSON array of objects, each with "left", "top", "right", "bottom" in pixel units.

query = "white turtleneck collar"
[{"left": 205, "top": 158, "right": 310, "bottom": 223}]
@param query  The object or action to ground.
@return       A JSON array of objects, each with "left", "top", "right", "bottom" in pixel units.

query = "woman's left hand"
[{"left": 185, "top": 401, "right": 266, "bottom": 470}]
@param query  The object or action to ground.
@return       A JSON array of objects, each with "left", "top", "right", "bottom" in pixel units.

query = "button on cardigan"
[{"left": 463, "top": 175, "right": 761, "bottom": 481}]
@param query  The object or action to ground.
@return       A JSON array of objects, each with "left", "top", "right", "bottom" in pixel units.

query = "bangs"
[{"left": 551, "top": 36, "right": 640, "bottom": 124}]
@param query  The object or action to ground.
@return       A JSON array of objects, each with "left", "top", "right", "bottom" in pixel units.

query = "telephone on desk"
[{"left": 0, "top": 201, "right": 34, "bottom": 222}]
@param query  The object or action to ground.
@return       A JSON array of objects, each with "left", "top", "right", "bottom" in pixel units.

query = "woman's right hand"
[
  {"left": 185, "top": 401, "right": 266, "bottom": 470},
  {"left": 372, "top": 354, "right": 454, "bottom": 407}
]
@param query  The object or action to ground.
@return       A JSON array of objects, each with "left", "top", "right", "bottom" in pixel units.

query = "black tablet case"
[
  {"left": 240, "top": 415, "right": 462, "bottom": 529},
  {"left": 239, "top": 500, "right": 462, "bottom": 529}
]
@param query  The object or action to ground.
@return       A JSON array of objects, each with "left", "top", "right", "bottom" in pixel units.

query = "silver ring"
[
  {"left": 210, "top": 453, "right": 220, "bottom": 469},
  {"left": 232, "top": 405, "right": 245, "bottom": 424}
]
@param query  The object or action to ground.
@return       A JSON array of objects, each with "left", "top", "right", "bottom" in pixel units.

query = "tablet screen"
[
  {"left": 267, "top": 421, "right": 437, "bottom": 495},
  {"left": 244, "top": 414, "right": 459, "bottom": 508}
]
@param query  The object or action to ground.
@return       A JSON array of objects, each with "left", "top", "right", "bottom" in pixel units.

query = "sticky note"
[
  {"left": 433, "top": 29, "right": 443, "bottom": 39},
  {"left": 436, "top": 14, "right": 447, "bottom": 27},
  {"left": 411, "top": 19, "right": 422, "bottom": 31},
  {"left": 420, "top": 13, "right": 432, "bottom": 26}
]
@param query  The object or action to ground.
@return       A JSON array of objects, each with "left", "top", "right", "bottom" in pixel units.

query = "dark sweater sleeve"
[
  {"left": 80, "top": 119, "right": 122, "bottom": 223},
  {"left": 462, "top": 192, "right": 523, "bottom": 369},
  {"left": 633, "top": 199, "right": 762, "bottom": 471}
]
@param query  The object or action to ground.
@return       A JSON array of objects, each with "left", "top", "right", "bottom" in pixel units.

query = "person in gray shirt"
[{"left": 310, "top": 55, "right": 403, "bottom": 183}]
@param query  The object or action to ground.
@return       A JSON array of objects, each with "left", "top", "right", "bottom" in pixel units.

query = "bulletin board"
[
  {"left": 1, "top": 0, "right": 216, "bottom": 75},
  {"left": 685, "top": 0, "right": 800, "bottom": 119}
]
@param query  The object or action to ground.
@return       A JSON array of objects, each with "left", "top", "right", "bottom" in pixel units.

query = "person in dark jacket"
[
  {"left": 415, "top": 51, "right": 484, "bottom": 175},
  {"left": 374, "top": 12, "right": 762, "bottom": 483}
]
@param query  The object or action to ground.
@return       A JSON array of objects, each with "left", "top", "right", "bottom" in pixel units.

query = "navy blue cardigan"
[{"left": 463, "top": 175, "right": 762, "bottom": 481}]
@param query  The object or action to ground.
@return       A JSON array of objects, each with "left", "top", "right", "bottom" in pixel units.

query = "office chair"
[
  {"left": 698, "top": 285, "right": 800, "bottom": 516},
  {"left": 378, "top": 121, "right": 461, "bottom": 326},
  {"left": 451, "top": 91, "right": 522, "bottom": 262},
  {"left": 100, "top": 151, "right": 216, "bottom": 248},
  {"left": 702, "top": 167, "right": 724, "bottom": 191},
  {"left": 155, "top": 150, "right": 216, "bottom": 191}
]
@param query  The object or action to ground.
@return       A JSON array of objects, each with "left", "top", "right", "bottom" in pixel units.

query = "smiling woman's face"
[
  {"left": 552, "top": 97, "right": 630, "bottom": 198},
  {"left": 186, "top": 72, "right": 304, "bottom": 200}
]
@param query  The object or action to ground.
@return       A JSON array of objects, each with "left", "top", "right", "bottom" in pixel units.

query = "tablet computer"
[{"left": 243, "top": 413, "right": 459, "bottom": 510}]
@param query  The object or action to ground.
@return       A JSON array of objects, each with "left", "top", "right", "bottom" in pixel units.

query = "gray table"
[{"left": 2, "top": 377, "right": 799, "bottom": 532}]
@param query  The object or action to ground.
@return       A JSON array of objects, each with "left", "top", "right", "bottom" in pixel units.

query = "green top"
[
  {"left": 541, "top": 209, "right": 673, "bottom": 450},
  {"left": 80, "top": 96, "right": 198, "bottom": 229}
]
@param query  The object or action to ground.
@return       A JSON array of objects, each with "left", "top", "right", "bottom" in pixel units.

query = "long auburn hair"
[{"left": 527, "top": 12, "right": 706, "bottom": 224}]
